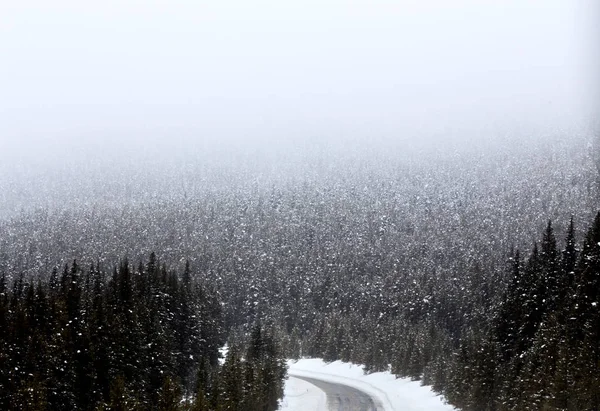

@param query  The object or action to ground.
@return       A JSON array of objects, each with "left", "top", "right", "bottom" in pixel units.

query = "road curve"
[{"left": 291, "top": 375, "right": 385, "bottom": 411}]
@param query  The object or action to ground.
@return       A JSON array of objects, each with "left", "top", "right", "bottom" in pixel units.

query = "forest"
[
  {"left": 0, "top": 254, "right": 286, "bottom": 410},
  {"left": 0, "top": 134, "right": 599, "bottom": 410}
]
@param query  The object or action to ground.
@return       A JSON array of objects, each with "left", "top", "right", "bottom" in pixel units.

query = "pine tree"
[
  {"left": 571, "top": 212, "right": 600, "bottom": 408},
  {"left": 157, "top": 376, "right": 182, "bottom": 411},
  {"left": 193, "top": 359, "right": 213, "bottom": 411},
  {"left": 563, "top": 216, "right": 578, "bottom": 281},
  {"left": 495, "top": 250, "right": 523, "bottom": 362},
  {"left": 220, "top": 345, "right": 244, "bottom": 411},
  {"left": 107, "top": 375, "right": 142, "bottom": 411},
  {"left": 540, "top": 220, "right": 559, "bottom": 311}
]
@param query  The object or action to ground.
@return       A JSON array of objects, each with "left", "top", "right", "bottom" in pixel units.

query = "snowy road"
[
  {"left": 292, "top": 375, "right": 384, "bottom": 411},
  {"left": 279, "top": 359, "right": 456, "bottom": 411}
]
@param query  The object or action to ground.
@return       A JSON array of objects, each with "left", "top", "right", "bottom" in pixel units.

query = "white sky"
[{"left": 0, "top": 0, "right": 596, "bottom": 152}]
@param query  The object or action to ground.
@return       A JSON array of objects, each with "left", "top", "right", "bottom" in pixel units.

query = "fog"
[
  {"left": 4, "top": 4, "right": 600, "bottom": 410},
  {"left": 1, "top": 0, "right": 596, "bottom": 158}
]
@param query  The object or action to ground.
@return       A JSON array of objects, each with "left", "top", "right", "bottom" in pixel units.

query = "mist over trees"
[
  {"left": 0, "top": 132, "right": 599, "bottom": 410},
  {"left": 0, "top": 0, "right": 594, "bottom": 408}
]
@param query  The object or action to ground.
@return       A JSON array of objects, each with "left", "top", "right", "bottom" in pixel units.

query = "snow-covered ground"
[
  {"left": 278, "top": 375, "right": 328, "bottom": 410},
  {"left": 280, "top": 358, "right": 456, "bottom": 411}
]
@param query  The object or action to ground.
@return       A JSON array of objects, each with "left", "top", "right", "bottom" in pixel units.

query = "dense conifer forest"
[
  {"left": 0, "top": 134, "right": 599, "bottom": 410},
  {"left": 0, "top": 254, "right": 286, "bottom": 411}
]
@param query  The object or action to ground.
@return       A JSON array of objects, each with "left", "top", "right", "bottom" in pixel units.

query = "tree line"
[
  {"left": 0, "top": 253, "right": 286, "bottom": 411},
  {"left": 290, "top": 214, "right": 600, "bottom": 411},
  {"left": 0, "top": 136, "right": 598, "bottom": 410},
  {"left": 444, "top": 214, "right": 600, "bottom": 410}
]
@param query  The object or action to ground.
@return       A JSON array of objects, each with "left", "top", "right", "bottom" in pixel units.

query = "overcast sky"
[{"left": 0, "top": 0, "right": 596, "bottom": 155}]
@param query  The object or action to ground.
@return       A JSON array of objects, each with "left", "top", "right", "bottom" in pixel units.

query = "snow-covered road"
[
  {"left": 279, "top": 359, "right": 456, "bottom": 411},
  {"left": 293, "top": 375, "right": 383, "bottom": 411}
]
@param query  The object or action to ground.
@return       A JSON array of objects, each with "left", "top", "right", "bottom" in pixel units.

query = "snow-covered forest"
[
  {"left": 0, "top": 252, "right": 286, "bottom": 410},
  {"left": 1, "top": 133, "right": 599, "bottom": 409},
  {"left": 1, "top": 0, "right": 597, "bottom": 409}
]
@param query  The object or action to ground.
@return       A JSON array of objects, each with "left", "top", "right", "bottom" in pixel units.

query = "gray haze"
[{"left": 0, "top": 0, "right": 596, "bottom": 159}]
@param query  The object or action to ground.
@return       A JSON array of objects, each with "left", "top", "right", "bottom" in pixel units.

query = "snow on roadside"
[
  {"left": 283, "top": 358, "right": 456, "bottom": 411},
  {"left": 279, "top": 375, "right": 328, "bottom": 411}
]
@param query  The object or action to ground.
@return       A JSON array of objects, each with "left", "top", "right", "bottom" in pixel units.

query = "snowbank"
[
  {"left": 279, "top": 375, "right": 328, "bottom": 411},
  {"left": 283, "top": 358, "right": 456, "bottom": 411}
]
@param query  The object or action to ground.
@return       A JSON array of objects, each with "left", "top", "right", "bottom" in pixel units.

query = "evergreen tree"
[{"left": 220, "top": 345, "right": 244, "bottom": 411}]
